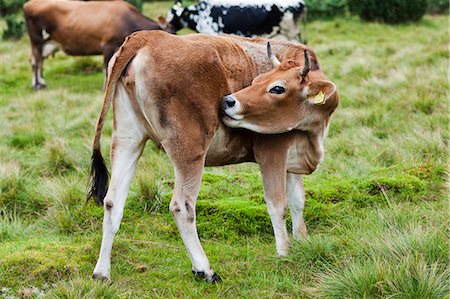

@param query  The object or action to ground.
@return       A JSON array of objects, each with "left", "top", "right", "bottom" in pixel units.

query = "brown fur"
[{"left": 278, "top": 60, "right": 301, "bottom": 71}]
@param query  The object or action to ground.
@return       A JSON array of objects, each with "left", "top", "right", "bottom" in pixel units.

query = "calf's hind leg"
[
  {"left": 93, "top": 85, "right": 147, "bottom": 281},
  {"left": 92, "top": 137, "right": 145, "bottom": 281},
  {"left": 168, "top": 154, "right": 221, "bottom": 283}
]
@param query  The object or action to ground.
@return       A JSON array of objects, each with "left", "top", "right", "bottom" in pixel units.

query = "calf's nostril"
[{"left": 226, "top": 98, "right": 235, "bottom": 108}]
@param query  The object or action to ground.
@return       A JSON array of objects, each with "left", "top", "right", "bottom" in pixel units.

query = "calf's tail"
[
  {"left": 87, "top": 34, "right": 140, "bottom": 205},
  {"left": 87, "top": 148, "right": 109, "bottom": 205}
]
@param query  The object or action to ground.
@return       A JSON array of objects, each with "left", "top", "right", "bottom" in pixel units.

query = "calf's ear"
[{"left": 304, "top": 80, "right": 336, "bottom": 105}]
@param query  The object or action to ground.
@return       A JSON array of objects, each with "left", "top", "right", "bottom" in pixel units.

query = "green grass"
[{"left": 0, "top": 2, "right": 448, "bottom": 298}]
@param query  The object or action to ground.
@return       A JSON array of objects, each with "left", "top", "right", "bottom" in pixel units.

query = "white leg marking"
[
  {"left": 266, "top": 199, "right": 291, "bottom": 256},
  {"left": 31, "top": 61, "right": 37, "bottom": 88},
  {"left": 30, "top": 50, "right": 39, "bottom": 88},
  {"left": 286, "top": 172, "right": 308, "bottom": 239},
  {"left": 93, "top": 83, "right": 146, "bottom": 280},
  {"left": 37, "top": 64, "right": 46, "bottom": 86}
]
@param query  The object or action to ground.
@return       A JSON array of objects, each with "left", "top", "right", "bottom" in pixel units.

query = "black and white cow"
[{"left": 166, "top": 0, "right": 307, "bottom": 42}]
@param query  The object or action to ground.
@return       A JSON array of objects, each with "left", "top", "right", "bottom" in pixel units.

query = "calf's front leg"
[{"left": 257, "top": 151, "right": 291, "bottom": 256}]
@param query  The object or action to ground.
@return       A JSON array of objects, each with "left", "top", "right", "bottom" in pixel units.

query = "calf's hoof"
[
  {"left": 32, "top": 83, "right": 47, "bottom": 91},
  {"left": 192, "top": 270, "right": 222, "bottom": 283},
  {"left": 92, "top": 272, "right": 111, "bottom": 283},
  {"left": 293, "top": 226, "right": 309, "bottom": 241}
]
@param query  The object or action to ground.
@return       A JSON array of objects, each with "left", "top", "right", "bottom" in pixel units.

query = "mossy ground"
[{"left": 0, "top": 2, "right": 448, "bottom": 298}]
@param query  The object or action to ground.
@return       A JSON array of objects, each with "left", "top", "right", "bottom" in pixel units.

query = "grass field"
[{"left": 0, "top": 2, "right": 449, "bottom": 298}]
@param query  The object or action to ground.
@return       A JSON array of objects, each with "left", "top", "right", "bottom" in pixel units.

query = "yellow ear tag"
[{"left": 313, "top": 91, "right": 326, "bottom": 105}]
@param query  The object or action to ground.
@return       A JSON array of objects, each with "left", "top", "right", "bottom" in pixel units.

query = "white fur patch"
[
  {"left": 166, "top": 5, "right": 188, "bottom": 27},
  {"left": 42, "top": 41, "right": 60, "bottom": 58},
  {"left": 166, "top": 9, "right": 175, "bottom": 22},
  {"left": 206, "top": 0, "right": 304, "bottom": 10},
  {"left": 41, "top": 29, "right": 50, "bottom": 40},
  {"left": 192, "top": 5, "right": 222, "bottom": 34}
]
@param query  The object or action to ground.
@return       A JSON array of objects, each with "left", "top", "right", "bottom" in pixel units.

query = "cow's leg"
[
  {"left": 286, "top": 172, "right": 308, "bottom": 239},
  {"left": 168, "top": 156, "right": 221, "bottom": 283},
  {"left": 103, "top": 46, "right": 117, "bottom": 70},
  {"left": 30, "top": 45, "right": 46, "bottom": 90},
  {"left": 103, "top": 46, "right": 117, "bottom": 88},
  {"left": 93, "top": 84, "right": 146, "bottom": 281},
  {"left": 25, "top": 15, "right": 47, "bottom": 91},
  {"left": 33, "top": 40, "right": 60, "bottom": 89},
  {"left": 279, "top": 11, "right": 300, "bottom": 41},
  {"left": 259, "top": 159, "right": 290, "bottom": 256}
]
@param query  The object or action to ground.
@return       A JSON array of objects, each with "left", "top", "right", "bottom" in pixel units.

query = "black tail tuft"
[{"left": 87, "top": 148, "right": 109, "bottom": 205}]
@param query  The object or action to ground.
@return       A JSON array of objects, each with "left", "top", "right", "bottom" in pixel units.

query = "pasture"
[{"left": 0, "top": 2, "right": 448, "bottom": 298}]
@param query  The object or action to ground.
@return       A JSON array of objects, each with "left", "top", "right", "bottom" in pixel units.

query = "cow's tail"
[{"left": 87, "top": 34, "right": 139, "bottom": 205}]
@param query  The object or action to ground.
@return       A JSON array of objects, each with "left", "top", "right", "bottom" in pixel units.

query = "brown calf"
[
  {"left": 88, "top": 30, "right": 339, "bottom": 283},
  {"left": 23, "top": 0, "right": 172, "bottom": 90}
]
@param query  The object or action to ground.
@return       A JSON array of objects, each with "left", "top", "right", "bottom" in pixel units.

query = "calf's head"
[{"left": 222, "top": 43, "right": 339, "bottom": 134}]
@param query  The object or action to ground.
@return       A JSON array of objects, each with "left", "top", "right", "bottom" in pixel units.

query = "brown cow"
[
  {"left": 88, "top": 30, "right": 339, "bottom": 283},
  {"left": 23, "top": 0, "right": 173, "bottom": 90}
]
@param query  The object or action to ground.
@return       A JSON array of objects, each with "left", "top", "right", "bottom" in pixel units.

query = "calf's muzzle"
[{"left": 222, "top": 95, "right": 236, "bottom": 109}]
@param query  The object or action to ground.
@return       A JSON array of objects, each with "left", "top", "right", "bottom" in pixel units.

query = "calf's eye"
[{"left": 269, "top": 86, "right": 285, "bottom": 94}]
